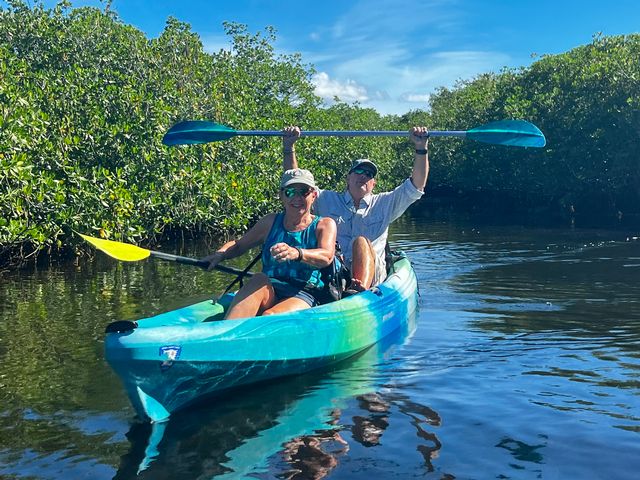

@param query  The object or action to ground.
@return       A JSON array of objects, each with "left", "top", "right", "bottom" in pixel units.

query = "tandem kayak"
[{"left": 105, "top": 253, "right": 419, "bottom": 422}]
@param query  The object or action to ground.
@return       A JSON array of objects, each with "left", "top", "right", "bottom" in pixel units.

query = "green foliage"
[
  {"left": 427, "top": 34, "right": 640, "bottom": 218},
  {"left": 1, "top": 0, "right": 639, "bottom": 267},
  {"left": 0, "top": 1, "right": 322, "bottom": 263},
  {"left": 301, "top": 103, "right": 407, "bottom": 192}
]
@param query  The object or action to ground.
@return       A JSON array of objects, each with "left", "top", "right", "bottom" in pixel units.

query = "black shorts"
[{"left": 271, "top": 279, "right": 319, "bottom": 307}]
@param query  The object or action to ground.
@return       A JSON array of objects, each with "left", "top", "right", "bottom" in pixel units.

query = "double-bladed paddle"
[
  {"left": 162, "top": 119, "right": 546, "bottom": 148},
  {"left": 79, "top": 234, "right": 252, "bottom": 277}
]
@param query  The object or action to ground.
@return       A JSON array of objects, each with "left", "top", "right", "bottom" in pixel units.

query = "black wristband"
[
  {"left": 295, "top": 247, "right": 303, "bottom": 262},
  {"left": 415, "top": 148, "right": 428, "bottom": 155}
]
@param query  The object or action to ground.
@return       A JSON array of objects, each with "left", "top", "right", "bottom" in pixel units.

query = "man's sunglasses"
[
  {"left": 282, "top": 186, "right": 314, "bottom": 198},
  {"left": 351, "top": 167, "right": 375, "bottom": 179}
]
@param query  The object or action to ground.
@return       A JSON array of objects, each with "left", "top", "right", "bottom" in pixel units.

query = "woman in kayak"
[{"left": 201, "top": 168, "right": 337, "bottom": 319}]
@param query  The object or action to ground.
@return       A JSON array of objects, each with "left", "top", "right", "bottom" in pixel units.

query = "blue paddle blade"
[
  {"left": 467, "top": 120, "right": 546, "bottom": 148},
  {"left": 162, "top": 121, "right": 237, "bottom": 146}
]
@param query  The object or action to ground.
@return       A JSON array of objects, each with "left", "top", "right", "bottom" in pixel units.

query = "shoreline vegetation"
[{"left": 1, "top": 0, "right": 639, "bottom": 269}]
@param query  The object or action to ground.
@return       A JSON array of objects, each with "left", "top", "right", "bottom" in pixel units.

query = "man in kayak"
[
  {"left": 282, "top": 126, "right": 429, "bottom": 291},
  {"left": 201, "top": 169, "right": 338, "bottom": 318}
]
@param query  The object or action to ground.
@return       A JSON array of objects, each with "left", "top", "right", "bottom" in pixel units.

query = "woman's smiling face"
[{"left": 280, "top": 183, "right": 317, "bottom": 212}]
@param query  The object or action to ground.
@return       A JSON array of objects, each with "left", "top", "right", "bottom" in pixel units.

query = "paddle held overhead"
[{"left": 162, "top": 119, "right": 546, "bottom": 148}]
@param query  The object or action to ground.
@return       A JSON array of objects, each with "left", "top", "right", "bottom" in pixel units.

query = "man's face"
[{"left": 347, "top": 167, "right": 376, "bottom": 198}]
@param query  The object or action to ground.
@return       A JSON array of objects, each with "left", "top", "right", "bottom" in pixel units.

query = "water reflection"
[
  {"left": 351, "top": 393, "right": 390, "bottom": 447},
  {"left": 2, "top": 216, "right": 639, "bottom": 479},
  {"left": 0, "top": 251, "right": 264, "bottom": 478},
  {"left": 278, "top": 414, "right": 349, "bottom": 480},
  {"left": 496, "top": 436, "right": 547, "bottom": 464}
]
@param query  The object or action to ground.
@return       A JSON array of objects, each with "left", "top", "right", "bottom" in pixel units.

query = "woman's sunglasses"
[
  {"left": 351, "top": 167, "right": 375, "bottom": 179},
  {"left": 282, "top": 186, "right": 314, "bottom": 198}
]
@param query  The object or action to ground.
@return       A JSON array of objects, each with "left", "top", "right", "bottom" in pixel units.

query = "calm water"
[{"left": 0, "top": 215, "right": 638, "bottom": 479}]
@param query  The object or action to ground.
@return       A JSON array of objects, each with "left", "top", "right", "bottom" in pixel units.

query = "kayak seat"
[{"left": 385, "top": 244, "right": 404, "bottom": 273}]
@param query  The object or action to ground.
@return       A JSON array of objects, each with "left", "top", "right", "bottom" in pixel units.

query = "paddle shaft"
[
  {"left": 233, "top": 130, "right": 463, "bottom": 138},
  {"left": 150, "top": 251, "right": 253, "bottom": 277}
]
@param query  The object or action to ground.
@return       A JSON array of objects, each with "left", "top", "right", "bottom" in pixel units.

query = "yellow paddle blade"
[{"left": 79, "top": 234, "right": 151, "bottom": 262}]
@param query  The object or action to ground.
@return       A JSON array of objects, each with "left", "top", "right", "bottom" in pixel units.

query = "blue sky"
[{"left": 35, "top": 0, "right": 640, "bottom": 115}]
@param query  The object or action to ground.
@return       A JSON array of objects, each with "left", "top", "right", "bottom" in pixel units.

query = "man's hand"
[
  {"left": 410, "top": 126, "right": 429, "bottom": 150},
  {"left": 283, "top": 126, "right": 301, "bottom": 150}
]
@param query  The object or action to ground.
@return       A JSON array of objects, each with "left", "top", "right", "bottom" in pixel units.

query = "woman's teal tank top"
[{"left": 262, "top": 213, "right": 325, "bottom": 289}]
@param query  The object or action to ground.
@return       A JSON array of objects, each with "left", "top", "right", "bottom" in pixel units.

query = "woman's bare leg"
[
  {"left": 225, "top": 273, "right": 277, "bottom": 319},
  {"left": 263, "top": 297, "right": 312, "bottom": 315}
]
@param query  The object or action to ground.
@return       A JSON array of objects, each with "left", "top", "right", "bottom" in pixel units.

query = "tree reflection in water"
[
  {"left": 352, "top": 393, "right": 391, "bottom": 447},
  {"left": 279, "top": 409, "right": 349, "bottom": 480},
  {"left": 276, "top": 391, "right": 443, "bottom": 478}
]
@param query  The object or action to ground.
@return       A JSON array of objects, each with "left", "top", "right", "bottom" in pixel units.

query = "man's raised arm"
[
  {"left": 282, "top": 126, "right": 301, "bottom": 170},
  {"left": 409, "top": 126, "right": 430, "bottom": 191}
]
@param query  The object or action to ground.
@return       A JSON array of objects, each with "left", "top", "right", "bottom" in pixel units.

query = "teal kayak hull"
[{"left": 105, "top": 254, "right": 418, "bottom": 422}]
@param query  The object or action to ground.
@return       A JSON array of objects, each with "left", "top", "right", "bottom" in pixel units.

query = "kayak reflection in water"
[{"left": 201, "top": 168, "right": 337, "bottom": 319}]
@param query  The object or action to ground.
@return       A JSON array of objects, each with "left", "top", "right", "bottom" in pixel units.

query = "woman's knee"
[{"left": 234, "top": 272, "right": 273, "bottom": 302}]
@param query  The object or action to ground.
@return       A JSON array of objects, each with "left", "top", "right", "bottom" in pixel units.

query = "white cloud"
[
  {"left": 401, "top": 93, "right": 431, "bottom": 103},
  {"left": 312, "top": 72, "right": 370, "bottom": 103},
  {"left": 282, "top": 1, "right": 514, "bottom": 114},
  {"left": 308, "top": 45, "right": 511, "bottom": 114}
]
